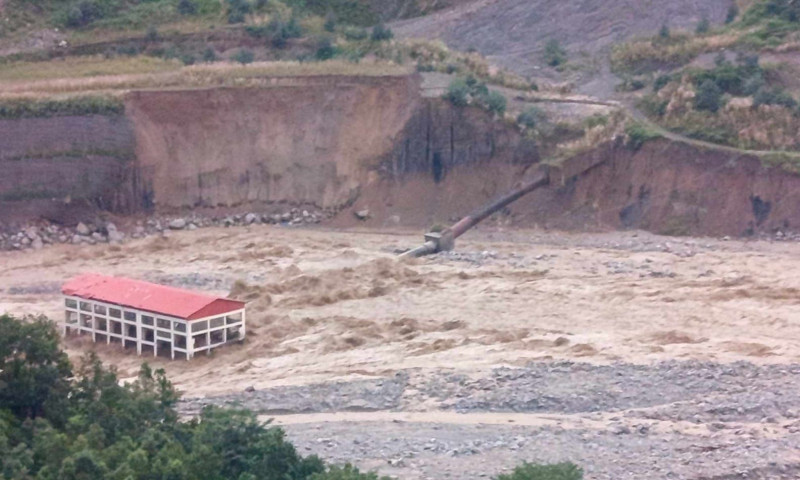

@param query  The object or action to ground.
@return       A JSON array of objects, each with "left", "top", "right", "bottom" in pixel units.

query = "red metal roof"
[{"left": 62, "top": 273, "right": 245, "bottom": 321}]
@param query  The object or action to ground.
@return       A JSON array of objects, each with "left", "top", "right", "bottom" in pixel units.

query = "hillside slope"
[{"left": 392, "top": 0, "right": 733, "bottom": 81}]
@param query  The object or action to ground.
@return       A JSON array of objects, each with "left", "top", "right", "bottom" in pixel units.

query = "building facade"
[{"left": 62, "top": 274, "right": 246, "bottom": 360}]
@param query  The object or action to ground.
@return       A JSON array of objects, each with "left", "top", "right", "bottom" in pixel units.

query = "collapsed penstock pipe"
[{"left": 401, "top": 167, "right": 550, "bottom": 258}]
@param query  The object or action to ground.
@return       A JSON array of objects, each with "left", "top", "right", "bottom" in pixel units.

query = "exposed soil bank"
[
  {"left": 511, "top": 140, "right": 800, "bottom": 237},
  {"left": 2, "top": 74, "right": 800, "bottom": 236},
  {"left": 126, "top": 75, "right": 422, "bottom": 210}
]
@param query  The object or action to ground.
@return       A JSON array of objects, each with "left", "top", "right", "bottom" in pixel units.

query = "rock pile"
[{"left": 0, "top": 208, "right": 332, "bottom": 251}]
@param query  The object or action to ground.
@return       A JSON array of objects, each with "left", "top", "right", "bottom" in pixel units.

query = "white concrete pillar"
[{"left": 136, "top": 311, "right": 142, "bottom": 356}]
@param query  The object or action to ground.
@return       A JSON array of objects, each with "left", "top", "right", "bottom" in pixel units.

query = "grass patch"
[
  {"left": 2, "top": 148, "right": 134, "bottom": 161},
  {"left": 0, "top": 95, "right": 124, "bottom": 118},
  {"left": 0, "top": 60, "right": 412, "bottom": 98},
  {"left": 0, "top": 55, "right": 181, "bottom": 83}
]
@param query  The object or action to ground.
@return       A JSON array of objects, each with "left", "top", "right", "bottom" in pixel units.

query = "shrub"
[
  {"left": 202, "top": 46, "right": 217, "bottom": 62},
  {"left": 625, "top": 122, "right": 661, "bottom": 150},
  {"left": 226, "top": 0, "right": 250, "bottom": 23},
  {"left": 517, "top": 107, "right": 545, "bottom": 129},
  {"left": 484, "top": 90, "right": 507, "bottom": 116},
  {"left": 617, "top": 76, "right": 646, "bottom": 92},
  {"left": 753, "top": 87, "right": 798, "bottom": 108},
  {"left": 653, "top": 73, "right": 672, "bottom": 91},
  {"left": 695, "top": 79, "right": 723, "bottom": 112},
  {"left": 63, "top": 0, "right": 104, "bottom": 28},
  {"left": 233, "top": 48, "right": 254, "bottom": 64},
  {"left": 743, "top": 73, "right": 766, "bottom": 95},
  {"left": 583, "top": 113, "right": 609, "bottom": 129},
  {"left": 495, "top": 462, "right": 583, "bottom": 480},
  {"left": 371, "top": 22, "right": 393, "bottom": 42},
  {"left": 638, "top": 94, "right": 668, "bottom": 117},
  {"left": 696, "top": 16, "right": 710, "bottom": 34},
  {"left": 659, "top": 23, "right": 670, "bottom": 39},
  {"left": 145, "top": 24, "right": 159, "bottom": 42},
  {"left": 324, "top": 12, "right": 336, "bottom": 32},
  {"left": 445, "top": 78, "right": 470, "bottom": 107},
  {"left": 177, "top": 0, "right": 197, "bottom": 15},
  {"left": 315, "top": 38, "right": 336, "bottom": 60},
  {"left": 343, "top": 26, "right": 368, "bottom": 40},
  {"left": 544, "top": 39, "right": 567, "bottom": 67}
]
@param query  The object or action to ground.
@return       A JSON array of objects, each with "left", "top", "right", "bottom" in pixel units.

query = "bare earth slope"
[{"left": 392, "top": 0, "right": 732, "bottom": 79}]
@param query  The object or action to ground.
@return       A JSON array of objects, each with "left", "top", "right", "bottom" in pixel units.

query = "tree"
[
  {"left": 0, "top": 314, "right": 72, "bottom": 426},
  {"left": 543, "top": 39, "right": 567, "bottom": 67},
  {"left": 695, "top": 79, "right": 723, "bottom": 112}
]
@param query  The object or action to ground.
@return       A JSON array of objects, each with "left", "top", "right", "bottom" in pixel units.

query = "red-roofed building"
[{"left": 62, "top": 273, "right": 246, "bottom": 360}]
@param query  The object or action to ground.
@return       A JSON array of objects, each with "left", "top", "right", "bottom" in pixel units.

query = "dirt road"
[{"left": 2, "top": 225, "right": 800, "bottom": 478}]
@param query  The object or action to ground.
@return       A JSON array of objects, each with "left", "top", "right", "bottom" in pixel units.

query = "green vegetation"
[
  {"left": 0, "top": 314, "right": 581, "bottom": 480},
  {"left": 484, "top": 90, "right": 507, "bottom": 116},
  {"left": 233, "top": 48, "right": 255, "bottom": 64},
  {"left": 726, "top": 4, "right": 739, "bottom": 24},
  {"left": 496, "top": 462, "right": 583, "bottom": 480},
  {"left": 696, "top": 16, "right": 710, "bottom": 34},
  {"left": 543, "top": 39, "right": 567, "bottom": 68},
  {"left": 753, "top": 86, "right": 798, "bottom": 108},
  {"left": 659, "top": 23, "right": 670, "bottom": 39},
  {"left": 517, "top": 107, "right": 546, "bottom": 129},
  {"left": 443, "top": 76, "right": 508, "bottom": 117},
  {"left": 0, "top": 96, "right": 124, "bottom": 119},
  {"left": 445, "top": 77, "right": 470, "bottom": 107},
  {"left": 49, "top": 0, "right": 221, "bottom": 30},
  {"left": 315, "top": 38, "right": 337, "bottom": 60},
  {"left": 370, "top": 23, "right": 393, "bottom": 42},
  {"left": 625, "top": 121, "right": 661, "bottom": 150},
  {"left": 694, "top": 79, "right": 723, "bottom": 112}
]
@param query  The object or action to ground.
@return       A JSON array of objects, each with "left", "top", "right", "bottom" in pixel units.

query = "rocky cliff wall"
[{"left": 0, "top": 114, "right": 135, "bottom": 225}]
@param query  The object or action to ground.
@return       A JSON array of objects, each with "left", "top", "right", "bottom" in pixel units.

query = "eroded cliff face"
[
  {"left": 510, "top": 140, "right": 800, "bottom": 236},
  {"left": 125, "top": 76, "right": 423, "bottom": 210},
  {"left": 4, "top": 75, "right": 800, "bottom": 237}
]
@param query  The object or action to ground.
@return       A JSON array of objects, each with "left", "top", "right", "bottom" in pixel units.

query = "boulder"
[{"left": 169, "top": 218, "right": 187, "bottom": 230}]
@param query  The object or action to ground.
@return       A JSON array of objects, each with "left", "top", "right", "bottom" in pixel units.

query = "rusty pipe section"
[{"left": 401, "top": 167, "right": 550, "bottom": 258}]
